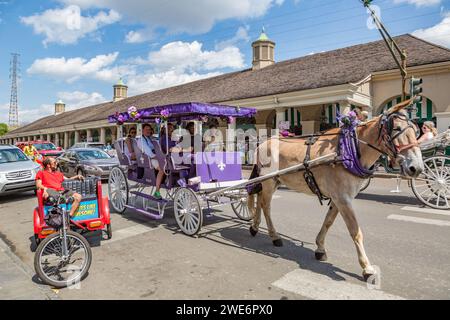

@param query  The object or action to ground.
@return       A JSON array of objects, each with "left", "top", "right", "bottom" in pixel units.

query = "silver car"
[
  {"left": 0, "top": 145, "right": 41, "bottom": 195},
  {"left": 58, "top": 148, "right": 119, "bottom": 180}
]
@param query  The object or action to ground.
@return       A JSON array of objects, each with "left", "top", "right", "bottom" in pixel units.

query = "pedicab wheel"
[
  {"left": 411, "top": 156, "right": 450, "bottom": 210},
  {"left": 106, "top": 224, "right": 112, "bottom": 240},
  {"left": 359, "top": 178, "right": 371, "bottom": 193},
  {"left": 231, "top": 193, "right": 254, "bottom": 221},
  {"left": 108, "top": 167, "right": 129, "bottom": 214},
  {"left": 174, "top": 188, "right": 203, "bottom": 236},
  {"left": 34, "top": 230, "right": 92, "bottom": 288}
]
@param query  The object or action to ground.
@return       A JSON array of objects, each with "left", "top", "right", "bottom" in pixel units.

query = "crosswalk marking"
[
  {"left": 388, "top": 214, "right": 450, "bottom": 227},
  {"left": 401, "top": 206, "right": 450, "bottom": 217},
  {"left": 272, "top": 269, "right": 404, "bottom": 300},
  {"left": 107, "top": 224, "right": 161, "bottom": 244}
]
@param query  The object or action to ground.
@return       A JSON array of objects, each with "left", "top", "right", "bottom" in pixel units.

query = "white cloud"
[
  {"left": 27, "top": 52, "right": 122, "bottom": 82},
  {"left": 0, "top": 104, "right": 55, "bottom": 126},
  {"left": 125, "top": 29, "right": 153, "bottom": 44},
  {"left": 27, "top": 38, "right": 246, "bottom": 98},
  {"left": 0, "top": 103, "right": 9, "bottom": 124},
  {"left": 148, "top": 41, "right": 245, "bottom": 72},
  {"left": 215, "top": 26, "right": 250, "bottom": 50},
  {"left": 57, "top": 0, "right": 283, "bottom": 34},
  {"left": 412, "top": 12, "right": 450, "bottom": 48},
  {"left": 127, "top": 70, "right": 222, "bottom": 95},
  {"left": 57, "top": 91, "right": 107, "bottom": 109},
  {"left": 393, "top": 0, "right": 441, "bottom": 6},
  {"left": 21, "top": 5, "right": 120, "bottom": 46}
]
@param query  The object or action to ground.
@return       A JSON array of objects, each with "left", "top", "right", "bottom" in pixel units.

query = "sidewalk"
[{"left": 0, "top": 237, "right": 58, "bottom": 300}]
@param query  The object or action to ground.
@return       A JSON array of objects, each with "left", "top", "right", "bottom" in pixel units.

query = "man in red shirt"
[{"left": 36, "top": 157, "right": 84, "bottom": 217}]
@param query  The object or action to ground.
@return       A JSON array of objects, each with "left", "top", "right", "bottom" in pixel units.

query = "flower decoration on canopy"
[
  {"left": 160, "top": 109, "right": 170, "bottom": 119},
  {"left": 117, "top": 114, "right": 125, "bottom": 125},
  {"left": 127, "top": 106, "right": 141, "bottom": 121},
  {"left": 227, "top": 116, "right": 235, "bottom": 124}
]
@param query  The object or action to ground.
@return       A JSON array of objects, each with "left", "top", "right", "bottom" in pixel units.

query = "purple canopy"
[{"left": 108, "top": 102, "right": 257, "bottom": 124}]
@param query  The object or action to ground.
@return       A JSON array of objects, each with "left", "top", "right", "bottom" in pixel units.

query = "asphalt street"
[{"left": 0, "top": 177, "right": 449, "bottom": 300}]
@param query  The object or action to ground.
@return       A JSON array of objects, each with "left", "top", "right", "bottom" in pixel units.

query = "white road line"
[
  {"left": 388, "top": 214, "right": 450, "bottom": 227},
  {"left": 401, "top": 206, "right": 450, "bottom": 217},
  {"left": 107, "top": 224, "right": 161, "bottom": 244},
  {"left": 272, "top": 269, "right": 404, "bottom": 300}
]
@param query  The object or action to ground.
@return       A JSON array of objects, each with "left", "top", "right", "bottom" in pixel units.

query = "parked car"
[
  {"left": 70, "top": 142, "right": 116, "bottom": 157},
  {"left": 31, "top": 140, "right": 64, "bottom": 158},
  {"left": 0, "top": 144, "right": 41, "bottom": 195},
  {"left": 58, "top": 148, "right": 119, "bottom": 180}
]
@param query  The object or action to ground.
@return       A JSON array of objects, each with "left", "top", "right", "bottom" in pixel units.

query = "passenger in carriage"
[
  {"left": 124, "top": 126, "right": 137, "bottom": 162},
  {"left": 160, "top": 123, "right": 194, "bottom": 183},
  {"left": 182, "top": 122, "right": 203, "bottom": 152},
  {"left": 138, "top": 123, "right": 165, "bottom": 199},
  {"left": 418, "top": 121, "right": 437, "bottom": 144}
]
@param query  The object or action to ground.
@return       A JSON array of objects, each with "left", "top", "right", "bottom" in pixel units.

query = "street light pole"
[{"left": 361, "top": 0, "right": 408, "bottom": 101}]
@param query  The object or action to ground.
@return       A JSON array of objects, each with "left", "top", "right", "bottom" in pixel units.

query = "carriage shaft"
[{"left": 208, "top": 153, "right": 337, "bottom": 197}]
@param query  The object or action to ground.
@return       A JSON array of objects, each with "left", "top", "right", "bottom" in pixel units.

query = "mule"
[{"left": 248, "top": 100, "right": 424, "bottom": 279}]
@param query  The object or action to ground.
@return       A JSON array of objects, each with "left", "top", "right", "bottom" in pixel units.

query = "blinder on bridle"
[{"left": 378, "top": 109, "right": 419, "bottom": 159}]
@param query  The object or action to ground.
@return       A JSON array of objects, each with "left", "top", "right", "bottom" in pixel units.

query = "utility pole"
[
  {"left": 9, "top": 53, "right": 20, "bottom": 128},
  {"left": 361, "top": 0, "right": 408, "bottom": 101}
]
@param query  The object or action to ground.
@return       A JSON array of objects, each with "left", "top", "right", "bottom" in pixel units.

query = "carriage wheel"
[
  {"left": 108, "top": 167, "right": 129, "bottom": 214},
  {"left": 174, "top": 188, "right": 203, "bottom": 236},
  {"left": 411, "top": 156, "right": 450, "bottom": 210},
  {"left": 231, "top": 193, "right": 254, "bottom": 221}
]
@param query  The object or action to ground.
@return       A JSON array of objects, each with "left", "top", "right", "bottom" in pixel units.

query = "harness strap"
[{"left": 303, "top": 136, "right": 329, "bottom": 206}]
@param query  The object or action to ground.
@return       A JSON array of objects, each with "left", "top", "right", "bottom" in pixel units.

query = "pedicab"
[
  {"left": 33, "top": 177, "right": 112, "bottom": 244},
  {"left": 107, "top": 102, "right": 257, "bottom": 236},
  {"left": 33, "top": 177, "right": 112, "bottom": 287}
]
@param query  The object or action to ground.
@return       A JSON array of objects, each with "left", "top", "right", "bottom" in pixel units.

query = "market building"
[{"left": 2, "top": 31, "right": 450, "bottom": 146}]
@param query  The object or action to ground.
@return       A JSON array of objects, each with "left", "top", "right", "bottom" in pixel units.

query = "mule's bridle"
[{"left": 375, "top": 112, "right": 419, "bottom": 159}]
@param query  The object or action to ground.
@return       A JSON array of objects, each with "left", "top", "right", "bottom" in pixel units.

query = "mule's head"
[{"left": 381, "top": 99, "right": 424, "bottom": 178}]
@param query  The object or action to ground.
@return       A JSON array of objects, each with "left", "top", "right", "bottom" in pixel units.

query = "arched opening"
[
  {"left": 105, "top": 128, "right": 113, "bottom": 145},
  {"left": 91, "top": 129, "right": 100, "bottom": 142},
  {"left": 377, "top": 95, "right": 436, "bottom": 125}
]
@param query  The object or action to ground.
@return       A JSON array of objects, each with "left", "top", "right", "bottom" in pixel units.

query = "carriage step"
[
  {"left": 130, "top": 191, "right": 169, "bottom": 203},
  {"left": 124, "top": 205, "right": 164, "bottom": 220}
]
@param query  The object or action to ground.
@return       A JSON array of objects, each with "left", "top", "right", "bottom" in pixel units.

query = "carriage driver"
[{"left": 35, "top": 157, "right": 84, "bottom": 217}]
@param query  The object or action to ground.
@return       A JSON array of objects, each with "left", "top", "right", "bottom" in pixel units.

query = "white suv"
[{"left": 0, "top": 145, "right": 41, "bottom": 195}]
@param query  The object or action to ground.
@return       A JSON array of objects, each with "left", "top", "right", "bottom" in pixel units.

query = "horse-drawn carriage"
[
  {"left": 107, "top": 102, "right": 256, "bottom": 235},
  {"left": 360, "top": 129, "right": 450, "bottom": 210}
]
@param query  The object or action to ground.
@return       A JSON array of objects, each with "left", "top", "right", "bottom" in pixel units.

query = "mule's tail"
[{"left": 247, "top": 164, "right": 262, "bottom": 216}]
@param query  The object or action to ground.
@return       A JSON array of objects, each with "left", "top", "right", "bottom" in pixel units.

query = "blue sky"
[{"left": 0, "top": 0, "right": 449, "bottom": 125}]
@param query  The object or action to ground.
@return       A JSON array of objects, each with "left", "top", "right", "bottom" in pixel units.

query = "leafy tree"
[{"left": 0, "top": 123, "right": 9, "bottom": 136}]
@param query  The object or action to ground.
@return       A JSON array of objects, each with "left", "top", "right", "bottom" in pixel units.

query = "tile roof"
[{"left": 9, "top": 34, "right": 450, "bottom": 135}]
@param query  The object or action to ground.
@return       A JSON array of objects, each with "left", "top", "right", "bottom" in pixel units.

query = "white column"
[
  {"left": 340, "top": 101, "right": 352, "bottom": 116},
  {"left": 64, "top": 132, "right": 69, "bottom": 149},
  {"left": 275, "top": 108, "right": 286, "bottom": 130},
  {"left": 74, "top": 131, "right": 80, "bottom": 143},
  {"left": 111, "top": 127, "right": 117, "bottom": 142},
  {"left": 55, "top": 133, "right": 60, "bottom": 147},
  {"left": 100, "top": 127, "right": 106, "bottom": 144},
  {"left": 86, "top": 129, "right": 92, "bottom": 142}
]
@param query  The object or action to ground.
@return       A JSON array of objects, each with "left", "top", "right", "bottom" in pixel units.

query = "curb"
[{"left": 0, "top": 237, "right": 60, "bottom": 300}]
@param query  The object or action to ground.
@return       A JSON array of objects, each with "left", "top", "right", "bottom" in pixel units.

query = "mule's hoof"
[
  {"left": 249, "top": 226, "right": 258, "bottom": 237},
  {"left": 273, "top": 239, "right": 283, "bottom": 247},
  {"left": 363, "top": 269, "right": 377, "bottom": 283},
  {"left": 315, "top": 251, "right": 327, "bottom": 261}
]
